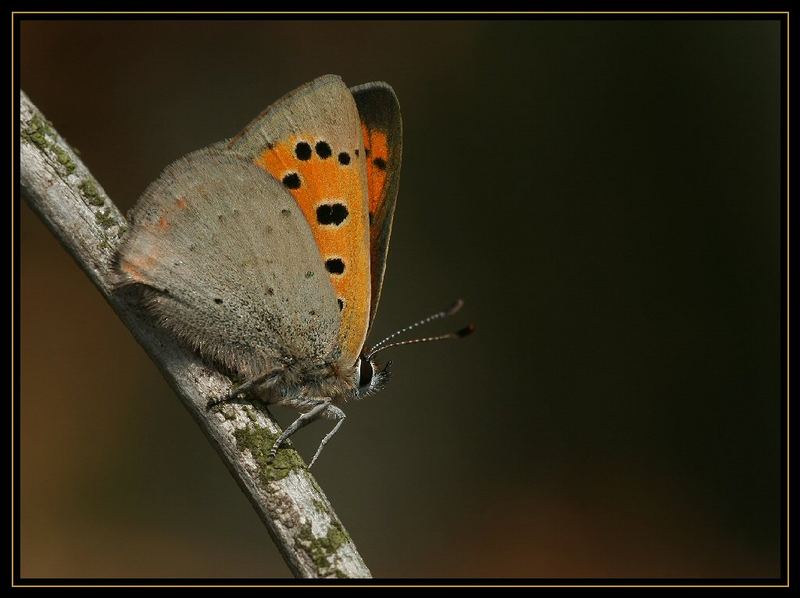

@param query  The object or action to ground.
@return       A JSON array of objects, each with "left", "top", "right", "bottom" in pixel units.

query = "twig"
[{"left": 19, "top": 90, "right": 372, "bottom": 580}]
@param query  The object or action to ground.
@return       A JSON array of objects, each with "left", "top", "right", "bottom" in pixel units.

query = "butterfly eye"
[{"left": 357, "top": 356, "right": 374, "bottom": 390}]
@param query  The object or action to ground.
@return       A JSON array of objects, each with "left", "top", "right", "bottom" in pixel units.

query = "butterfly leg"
[
  {"left": 267, "top": 400, "right": 330, "bottom": 462},
  {"left": 308, "top": 405, "right": 346, "bottom": 468},
  {"left": 206, "top": 369, "right": 282, "bottom": 410}
]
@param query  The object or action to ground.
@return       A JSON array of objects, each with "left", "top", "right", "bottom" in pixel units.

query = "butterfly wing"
[
  {"left": 225, "top": 74, "right": 371, "bottom": 367},
  {"left": 115, "top": 149, "right": 340, "bottom": 378},
  {"left": 350, "top": 82, "right": 403, "bottom": 331}
]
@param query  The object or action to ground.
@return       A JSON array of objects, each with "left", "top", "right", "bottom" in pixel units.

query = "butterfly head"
[
  {"left": 352, "top": 299, "right": 474, "bottom": 400},
  {"left": 354, "top": 355, "right": 391, "bottom": 399}
]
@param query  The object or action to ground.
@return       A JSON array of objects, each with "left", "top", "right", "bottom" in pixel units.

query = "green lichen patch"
[
  {"left": 22, "top": 113, "right": 75, "bottom": 174},
  {"left": 295, "top": 517, "right": 352, "bottom": 575},
  {"left": 216, "top": 404, "right": 241, "bottom": 423},
  {"left": 243, "top": 405, "right": 260, "bottom": 425},
  {"left": 21, "top": 113, "right": 54, "bottom": 150},
  {"left": 116, "top": 224, "right": 128, "bottom": 239},
  {"left": 51, "top": 144, "right": 76, "bottom": 174},
  {"left": 233, "top": 424, "right": 305, "bottom": 482},
  {"left": 95, "top": 208, "right": 117, "bottom": 230},
  {"left": 79, "top": 179, "right": 104, "bottom": 206}
]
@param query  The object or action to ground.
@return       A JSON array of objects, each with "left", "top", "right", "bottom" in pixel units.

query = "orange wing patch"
[
  {"left": 361, "top": 123, "right": 390, "bottom": 217},
  {"left": 255, "top": 137, "right": 371, "bottom": 362},
  {"left": 120, "top": 253, "right": 157, "bottom": 283},
  {"left": 121, "top": 195, "right": 189, "bottom": 283}
]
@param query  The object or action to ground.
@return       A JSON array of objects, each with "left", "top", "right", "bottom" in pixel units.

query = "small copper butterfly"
[{"left": 114, "top": 75, "right": 472, "bottom": 466}]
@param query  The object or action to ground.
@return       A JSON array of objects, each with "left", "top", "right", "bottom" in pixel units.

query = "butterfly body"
[{"left": 115, "top": 75, "right": 460, "bottom": 466}]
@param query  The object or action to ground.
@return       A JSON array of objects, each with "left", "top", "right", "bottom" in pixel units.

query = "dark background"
[{"left": 20, "top": 19, "right": 782, "bottom": 578}]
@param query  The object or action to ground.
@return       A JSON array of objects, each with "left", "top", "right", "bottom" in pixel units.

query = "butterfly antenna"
[
  {"left": 366, "top": 325, "right": 475, "bottom": 359},
  {"left": 366, "top": 299, "right": 465, "bottom": 357}
]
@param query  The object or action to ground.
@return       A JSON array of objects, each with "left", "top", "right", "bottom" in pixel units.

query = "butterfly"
[{"left": 114, "top": 75, "right": 472, "bottom": 466}]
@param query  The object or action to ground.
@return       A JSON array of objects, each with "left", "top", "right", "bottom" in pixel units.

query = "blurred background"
[{"left": 20, "top": 19, "right": 782, "bottom": 579}]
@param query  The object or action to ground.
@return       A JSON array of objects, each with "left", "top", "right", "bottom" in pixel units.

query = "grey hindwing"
[
  {"left": 350, "top": 81, "right": 403, "bottom": 332},
  {"left": 115, "top": 149, "right": 340, "bottom": 377}
]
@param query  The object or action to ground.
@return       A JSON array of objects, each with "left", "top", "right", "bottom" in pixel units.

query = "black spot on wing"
[
  {"left": 282, "top": 173, "right": 301, "bottom": 189},
  {"left": 295, "top": 142, "right": 312, "bottom": 160},
  {"left": 315, "top": 141, "right": 332, "bottom": 159},
  {"left": 325, "top": 258, "right": 345, "bottom": 275},
  {"left": 316, "top": 203, "right": 349, "bottom": 226}
]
